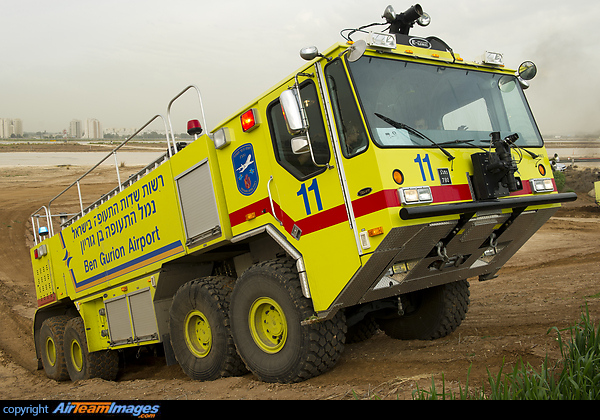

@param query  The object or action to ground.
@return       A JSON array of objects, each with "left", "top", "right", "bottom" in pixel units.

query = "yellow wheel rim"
[
  {"left": 249, "top": 297, "right": 287, "bottom": 354},
  {"left": 184, "top": 310, "right": 212, "bottom": 358},
  {"left": 45, "top": 337, "right": 57, "bottom": 367},
  {"left": 70, "top": 339, "right": 83, "bottom": 372}
]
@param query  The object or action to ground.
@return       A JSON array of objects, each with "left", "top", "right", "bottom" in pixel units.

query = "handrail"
[
  {"left": 167, "top": 85, "right": 207, "bottom": 149},
  {"left": 29, "top": 84, "right": 209, "bottom": 245},
  {"left": 47, "top": 114, "right": 170, "bottom": 213},
  {"left": 267, "top": 176, "right": 283, "bottom": 226},
  {"left": 30, "top": 114, "right": 171, "bottom": 242},
  {"left": 59, "top": 152, "right": 170, "bottom": 228},
  {"left": 30, "top": 206, "right": 52, "bottom": 245}
]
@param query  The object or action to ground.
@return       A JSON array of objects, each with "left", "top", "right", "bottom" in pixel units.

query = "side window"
[
  {"left": 324, "top": 59, "right": 368, "bottom": 158},
  {"left": 268, "top": 81, "right": 330, "bottom": 180}
]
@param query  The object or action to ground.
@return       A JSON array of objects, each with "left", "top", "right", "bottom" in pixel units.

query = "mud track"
[{"left": 0, "top": 163, "right": 598, "bottom": 400}]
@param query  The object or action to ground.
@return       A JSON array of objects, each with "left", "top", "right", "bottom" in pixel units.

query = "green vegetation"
[
  {"left": 412, "top": 305, "right": 600, "bottom": 400},
  {"left": 553, "top": 170, "right": 566, "bottom": 192}
]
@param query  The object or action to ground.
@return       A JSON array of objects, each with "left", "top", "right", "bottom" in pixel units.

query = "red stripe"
[
  {"left": 292, "top": 204, "right": 348, "bottom": 235},
  {"left": 228, "top": 181, "right": 544, "bottom": 237},
  {"left": 430, "top": 184, "right": 472, "bottom": 202},
  {"left": 509, "top": 178, "right": 556, "bottom": 196},
  {"left": 229, "top": 196, "right": 349, "bottom": 236},
  {"left": 229, "top": 197, "right": 271, "bottom": 227},
  {"left": 353, "top": 189, "right": 400, "bottom": 218}
]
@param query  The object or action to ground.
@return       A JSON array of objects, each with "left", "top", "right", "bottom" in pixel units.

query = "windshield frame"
[{"left": 344, "top": 54, "right": 544, "bottom": 150}]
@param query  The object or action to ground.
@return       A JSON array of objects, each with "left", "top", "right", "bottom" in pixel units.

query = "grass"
[{"left": 412, "top": 305, "right": 600, "bottom": 400}]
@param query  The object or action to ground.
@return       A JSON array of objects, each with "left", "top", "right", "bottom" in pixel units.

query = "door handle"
[{"left": 267, "top": 176, "right": 283, "bottom": 226}]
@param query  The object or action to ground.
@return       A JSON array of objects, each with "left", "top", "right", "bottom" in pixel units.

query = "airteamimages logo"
[
  {"left": 52, "top": 402, "right": 160, "bottom": 417},
  {"left": 1, "top": 402, "right": 162, "bottom": 418},
  {"left": 232, "top": 143, "right": 259, "bottom": 196}
]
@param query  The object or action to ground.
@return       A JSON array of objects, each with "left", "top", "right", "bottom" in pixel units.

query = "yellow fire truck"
[{"left": 30, "top": 4, "right": 576, "bottom": 383}]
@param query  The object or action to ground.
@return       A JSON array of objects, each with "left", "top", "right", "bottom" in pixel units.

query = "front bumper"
[
  {"left": 399, "top": 192, "right": 577, "bottom": 220},
  {"left": 321, "top": 192, "right": 576, "bottom": 318}
]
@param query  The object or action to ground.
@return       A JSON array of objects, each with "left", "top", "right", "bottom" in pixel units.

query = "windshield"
[{"left": 347, "top": 56, "right": 543, "bottom": 149}]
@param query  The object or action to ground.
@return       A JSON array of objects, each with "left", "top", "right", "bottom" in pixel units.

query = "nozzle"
[
  {"left": 399, "top": 4, "right": 423, "bottom": 24},
  {"left": 385, "top": 4, "right": 426, "bottom": 35}
]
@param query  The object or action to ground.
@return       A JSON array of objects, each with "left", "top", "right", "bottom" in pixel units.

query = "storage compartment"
[
  {"left": 105, "top": 288, "right": 159, "bottom": 347},
  {"left": 176, "top": 159, "right": 222, "bottom": 246}
]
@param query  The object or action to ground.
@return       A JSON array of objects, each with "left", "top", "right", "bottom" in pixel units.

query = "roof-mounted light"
[
  {"left": 367, "top": 31, "right": 396, "bottom": 50},
  {"left": 480, "top": 51, "right": 504, "bottom": 66},
  {"left": 187, "top": 119, "right": 203, "bottom": 137}
]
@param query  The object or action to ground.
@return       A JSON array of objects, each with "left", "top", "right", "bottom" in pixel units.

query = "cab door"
[
  {"left": 263, "top": 68, "right": 360, "bottom": 313},
  {"left": 318, "top": 58, "right": 384, "bottom": 256}
]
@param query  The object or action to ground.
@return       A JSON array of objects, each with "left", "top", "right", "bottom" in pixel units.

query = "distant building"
[
  {"left": 0, "top": 118, "right": 23, "bottom": 138},
  {"left": 84, "top": 118, "right": 103, "bottom": 139},
  {"left": 0, "top": 119, "right": 10, "bottom": 138},
  {"left": 69, "top": 119, "right": 82, "bottom": 139},
  {"left": 12, "top": 119, "right": 23, "bottom": 136}
]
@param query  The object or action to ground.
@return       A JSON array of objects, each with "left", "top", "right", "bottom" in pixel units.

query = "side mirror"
[
  {"left": 517, "top": 61, "right": 537, "bottom": 81},
  {"left": 300, "top": 46, "right": 320, "bottom": 61},
  {"left": 280, "top": 89, "right": 307, "bottom": 135},
  {"left": 291, "top": 136, "right": 310, "bottom": 155},
  {"left": 347, "top": 40, "right": 367, "bottom": 63},
  {"left": 498, "top": 75, "right": 516, "bottom": 92}
]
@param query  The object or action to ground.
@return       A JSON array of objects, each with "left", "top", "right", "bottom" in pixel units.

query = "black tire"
[
  {"left": 169, "top": 277, "right": 246, "bottom": 381},
  {"left": 64, "top": 317, "right": 119, "bottom": 381},
  {"left": 230, "top": 258, "right": 346, "bottom": 383},
  {"left": 346, "top": 315, "right": 379, "bottom": 344},
  {"left": 39, "top": 315, "right": 71, "bottom": 381},
  {"left": 378, "top": 280, "right": 470, "bottom": 340}
]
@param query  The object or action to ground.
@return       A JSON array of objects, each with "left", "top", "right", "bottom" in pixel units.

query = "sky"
[{"left": 2, "top": 0, "right": 599, "bottom": 136}]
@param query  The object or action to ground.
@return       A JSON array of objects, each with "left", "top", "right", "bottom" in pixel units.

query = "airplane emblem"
[{"left": 237, "top": 154, "right": 254, "bottom": 173}]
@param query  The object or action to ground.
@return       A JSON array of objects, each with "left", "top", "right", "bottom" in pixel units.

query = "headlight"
[
  {"left": 399, "top": 186, "right": 433, "bottom": 204},
  {"left": 530, "top": 178, "right": 555, "bottom": 193}
]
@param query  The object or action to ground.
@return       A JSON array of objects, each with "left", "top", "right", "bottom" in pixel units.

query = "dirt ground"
[{"left": 0, "top": 147, "right": 599, "bottom": 400}]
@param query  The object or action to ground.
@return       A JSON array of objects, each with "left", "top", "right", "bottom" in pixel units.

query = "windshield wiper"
[
  {"left": 374, "top": 113, "right": 455, "bottom": 161},
  {"left": 517, "top": 147, "right": 540, "bottom": 159},
  {"left": 437, "top": 139, "right": 477, "bottom": 146}
]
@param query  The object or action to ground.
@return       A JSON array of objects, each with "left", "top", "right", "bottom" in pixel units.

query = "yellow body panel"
[{"left": 57, "top": 161, "right": 184, "bottom": 298}]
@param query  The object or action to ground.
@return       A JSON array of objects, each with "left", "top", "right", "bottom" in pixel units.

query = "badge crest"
[{"left": 232, "top": 144, "right": 258, "bottom": 196}]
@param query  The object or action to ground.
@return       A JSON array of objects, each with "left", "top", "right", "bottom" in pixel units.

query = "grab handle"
[{"left": 267, "top": 176, "right": 283, "bottom": 226}]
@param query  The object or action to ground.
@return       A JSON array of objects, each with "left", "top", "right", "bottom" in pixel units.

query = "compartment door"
[{"left": 176, "top": 159, "right": 221, "bottom": 247}]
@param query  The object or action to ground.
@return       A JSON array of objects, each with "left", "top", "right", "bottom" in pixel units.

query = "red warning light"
[
  {"left": 187, "top": 120, "right": 203, "bottom": 136},
  {"left": 241, "top": 109, "right": 259, "bottom": 132}
]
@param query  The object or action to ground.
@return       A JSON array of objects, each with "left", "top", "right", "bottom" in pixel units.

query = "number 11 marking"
[
  {"left": 297, "top": 178, "right": 323, "bottom": 215},
  {"left": 415, "top": 154, "right": 434, "bottom": 181}
]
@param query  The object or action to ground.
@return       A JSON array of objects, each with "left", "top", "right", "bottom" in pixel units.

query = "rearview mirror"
[
  {"left": 347, "top": 39, "right": 367, "bottom": 62},
  {"left": 280, "top": 89, "right": 307, "bottom": 135},
  {"left": 498, "top": 75, "right": 516, "bottom": 92},
  {"left": 291, "top": 136, "right": 310, "bottom": 154},
  {"left": 300, "top": 46, "right": 320, "bottom": 61},
  {"left": 517, "top": 61, "right": 537, "bottom": 81}
]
